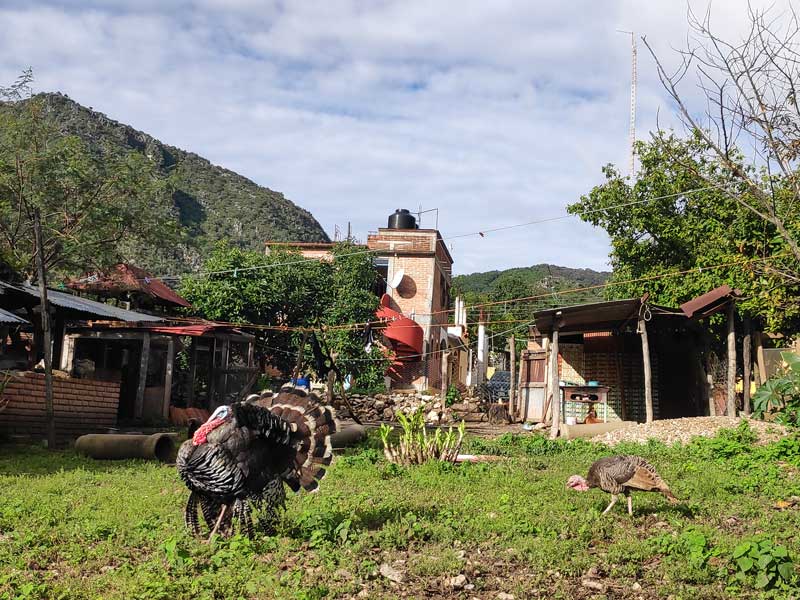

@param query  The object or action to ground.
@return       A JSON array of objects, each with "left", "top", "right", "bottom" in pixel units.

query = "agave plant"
[{"left": 380, "top": 408, "right": 466, "bottom": 466}]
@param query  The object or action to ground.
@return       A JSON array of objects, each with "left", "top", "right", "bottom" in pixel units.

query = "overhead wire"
[{"left": 140, "top": 186, "right": 715, "bottom": 282}]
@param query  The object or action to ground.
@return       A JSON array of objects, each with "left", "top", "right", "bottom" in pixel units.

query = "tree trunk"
[
  {"left": 440, "top": 350, "right": 450, "bottom": 401},
  {"left": 509, "top": 335, "right": 516, "bottom": 421},
  {"left": 33, "top": 209, "right": 55, "bottom": 449},
  {"left": 726, "top": 302, "right": 736, "bottom": 417},
  {"left": 548, "top": 328, "right": 560, "bottom": 439},
  {"left": 743, "top": 317, "right": 752, "bottom": 416},
  {"left": 640, "top": 317, "right": 653, "bottom": 423}
]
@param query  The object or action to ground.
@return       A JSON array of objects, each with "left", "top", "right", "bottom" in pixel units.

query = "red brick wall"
[{"left": 0, "top": 372, "right": 120, "bottom": 444}]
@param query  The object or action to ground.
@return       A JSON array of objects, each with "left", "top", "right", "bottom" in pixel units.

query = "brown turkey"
[
  {"left": 566, "top": 455, "right": 679, "bottom": 515},
  {"left": 177, "top": 387, "right": 337, "bottom": 539}
]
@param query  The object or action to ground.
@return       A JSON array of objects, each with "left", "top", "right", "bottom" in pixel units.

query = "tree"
[
  {"left": 569, "top": 134, "right": 799, "bottom": 333},
  {"left": 0, "top": 71, "right": 178, "bottom": 278},
  {"left": 642, "top": 5, "right": 800, "bottom": 268},
  {"left": 0, "top": 70, "right": 178, "bottom": 447},
  {"left": 179, "top": 242, "right": 388, "bottom": 387}
]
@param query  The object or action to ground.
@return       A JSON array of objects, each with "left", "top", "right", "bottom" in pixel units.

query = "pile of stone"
[{"left": 336, "top": 391, "right": 488, "bottom": 425}]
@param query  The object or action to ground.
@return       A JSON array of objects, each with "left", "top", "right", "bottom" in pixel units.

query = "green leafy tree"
[
  {"left": 568, "top": 134, "right": 799, "bottom": 333},
  {"left": 0, "top": 71, "right": 178, "bottom": 278},
  {"left": 180, "top": 242, "right": 388, "bottom": 386}
]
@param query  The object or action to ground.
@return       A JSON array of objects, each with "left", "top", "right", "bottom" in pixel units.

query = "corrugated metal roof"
[
  {"left": 0, "top": 308, "right": 28, "bottom": 324},
  {"left": 65, "top": 263, "right": 192, "bottom": 308},
  {"left": 0, "top": 281, "right": 162, "bottom": 322},
  {"left": 680, "top": 285, "right": 741, "bottom": 319},
  {"left": 533, "top": 296, "right": 684, "bottom": 334}
]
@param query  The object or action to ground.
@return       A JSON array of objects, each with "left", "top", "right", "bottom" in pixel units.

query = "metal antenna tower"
[{"left": 617, "top": 30, "right": 637, "bottom": 177}]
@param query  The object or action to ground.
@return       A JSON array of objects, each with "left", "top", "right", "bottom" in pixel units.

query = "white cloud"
[{"left": 0, "top": 0, "right": 795, "bottom": 275}]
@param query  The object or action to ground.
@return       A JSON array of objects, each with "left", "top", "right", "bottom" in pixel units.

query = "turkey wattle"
[
  {"left": 566, "top": 455, "right": 679, "bottom": 515},
  {"left": 176, "top": 387, "right": 338, "bottom": 538}
]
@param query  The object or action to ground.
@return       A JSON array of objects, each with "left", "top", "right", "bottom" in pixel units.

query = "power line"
[{"left": 143, "top": 186, "right": 714, "bottom": 282}]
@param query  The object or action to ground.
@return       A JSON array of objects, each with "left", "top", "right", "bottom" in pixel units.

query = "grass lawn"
[{"left": 2, "top": 423, "right": 800, "bottom": 599}]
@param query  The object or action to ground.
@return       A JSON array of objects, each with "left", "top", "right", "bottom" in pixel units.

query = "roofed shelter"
[{"left": 523, "top": 295, "right": 706, "bottom": 436}]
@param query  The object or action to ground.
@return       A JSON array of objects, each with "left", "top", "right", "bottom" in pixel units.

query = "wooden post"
[
  {"left": 541, "top": 336, "right": 552, "bottom": 423},
  {"left": 726, "top": 302, "right": 736, "bottom": 417},
  {"left": 135, "top": 332, "right": 151, "bottom": 420},
  {"left": 639, "top": 316, "right": 654, "bottom": 423},
  {"left": 548, "top": 326, "right": 560, "bottom": 439},
  {"left": 476, "top": 320, "right": 487, "bottom": 384},
  {"left": 743, "top": 317, "right": 752, "bottom": 416},
  {"left": 162, "top": 337, "right": 175, "bottom": 421},
  {"left": 706, "top": 352, "right": 716, "bottom": 417},
  {"left": 440, "top": 350, "right": 450, "bottom": 401},
  {"left": 33, "top": 209, "right": 55, "bottom": 449},
  {"left": 187, "top": 339, "right": 198, "bottom": 407},
  {"left": 509, "top": 335, "right": 517, "bottom": 420},
  {"left": 220, "top": 338, "right": 230, "bottom": 401},
  {"left": 755, "top": 330, "right": 767, "bottom": 385}
]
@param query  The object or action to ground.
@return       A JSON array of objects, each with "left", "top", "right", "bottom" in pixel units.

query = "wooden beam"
[
  {"left": 134, "top": 333, "right": 151, "bottom": 420},
  {"left": 162, "top": 337, "right": 175, "bottom": 421},
  {"left": 548, "top": 326, "right": 560, "bottom": 439},
  {"left": 743, "top": 317, "right": 752, "bottom": 416},
  {"left": 509, "top": 335, "right": 517, "bottom": 421},
  {"left": 726, "top": 302, "right": 736, "bottom": 416},
  {"left": 639, "top": 317, "right": 653, "bottom": 423},
  {"left": 33, "top": 208, "right": 55, "bottom": 448}
]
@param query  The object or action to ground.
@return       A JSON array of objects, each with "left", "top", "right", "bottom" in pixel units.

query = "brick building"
[{"left": 266, "top": 209, "right": 463, "bottom": 391}]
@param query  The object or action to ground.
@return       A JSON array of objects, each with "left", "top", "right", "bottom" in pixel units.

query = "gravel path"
[{"left": 590, "top": 416, "right": 788, "bottom": 446}]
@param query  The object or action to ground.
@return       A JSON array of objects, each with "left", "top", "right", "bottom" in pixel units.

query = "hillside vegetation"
[
  {"left": 20, "top": 93, "right": 329, "bottom": 273},
  {"left": 454, "top": 264, "right": 609, "bottom": 302}
]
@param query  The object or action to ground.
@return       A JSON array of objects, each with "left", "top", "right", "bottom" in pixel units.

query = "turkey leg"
[
  {"left": 207, "top": 504, "right": 229, "bottom": 542},
  {"left": 602, "top": 494, "right": 618, "bottom": 515},
  {"left": 626, "top": 493, "right": 633, "bottom": 516}
]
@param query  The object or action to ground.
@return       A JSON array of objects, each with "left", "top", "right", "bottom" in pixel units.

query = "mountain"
[
  {"left": 453, "top": 264, "right": 611, "bottom": 306},
  {"left": 33, "top": 92, "right": 330, "bottom": 271}
]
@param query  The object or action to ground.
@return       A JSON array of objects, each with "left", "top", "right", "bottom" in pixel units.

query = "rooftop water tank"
[{"left": 387, "top": 208, "right": 417, "bottom": 229}]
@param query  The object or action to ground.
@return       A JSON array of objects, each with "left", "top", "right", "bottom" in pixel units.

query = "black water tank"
[{"left": 387, "top": 208, "right": 417, "bottom": 229}]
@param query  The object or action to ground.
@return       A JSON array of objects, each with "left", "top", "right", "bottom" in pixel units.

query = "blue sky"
[{"left": 0, "top": 0, "right": 793, "bottom": 274}]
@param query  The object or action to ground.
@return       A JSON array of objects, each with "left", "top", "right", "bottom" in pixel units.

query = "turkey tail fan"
[{"left": 255, "top": 386, "right": 339, "bottom": 493}]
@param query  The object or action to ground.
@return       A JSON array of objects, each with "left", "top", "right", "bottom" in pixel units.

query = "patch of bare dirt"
[{"left": 590, "top": 416, "right": 788, "bottom": 447}]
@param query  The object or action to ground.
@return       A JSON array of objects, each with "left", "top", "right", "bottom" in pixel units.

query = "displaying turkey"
[
  {"left": 176, "top": 387, "right": 338, "bottom": 539},
  {"left": 566, "top": 455, "right": 679, "bottom": 515}
]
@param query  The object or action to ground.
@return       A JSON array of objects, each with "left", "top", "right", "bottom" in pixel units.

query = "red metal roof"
[
  {"left": 66, "top": 263, "right": 192, "bottom": 308},
  {"left": 680, "top": 285, "right": 741, "bottom": 319}
]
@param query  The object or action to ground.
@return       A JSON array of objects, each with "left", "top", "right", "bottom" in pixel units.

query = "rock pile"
[{"left": 590, "top": 416, "right": 788, "bottom": 446}]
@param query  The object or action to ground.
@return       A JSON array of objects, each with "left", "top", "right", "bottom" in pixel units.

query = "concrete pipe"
[
  {"left": 330, "top": 424, "right": 367, "bottom": 448},
  {"left": 75, "top": 433, "right": 176, "bottom": 462},
  {"left": 560, "top": 421, "right": 638, "bottom": 440}
]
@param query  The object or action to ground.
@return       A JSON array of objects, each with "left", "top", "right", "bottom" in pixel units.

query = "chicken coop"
[
  {"left": 60, "top": 322, "right": 256, "bottom": 424},
  {"left": 522, "top": 296, "right": 706, "bottom": 425}
]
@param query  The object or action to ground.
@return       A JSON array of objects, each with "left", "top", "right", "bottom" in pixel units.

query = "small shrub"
[
  {"left": 732, "top": 538, "right": 796, "bottom": 591},
  {"left": 752, "top": 352, "right": 800, "bottom": 426},
  {"left": 445, "top": 384, "right": 461, "bottom": 407},
  {"left": 380, "top": 409, "right": 465, "bottom": 465}
]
